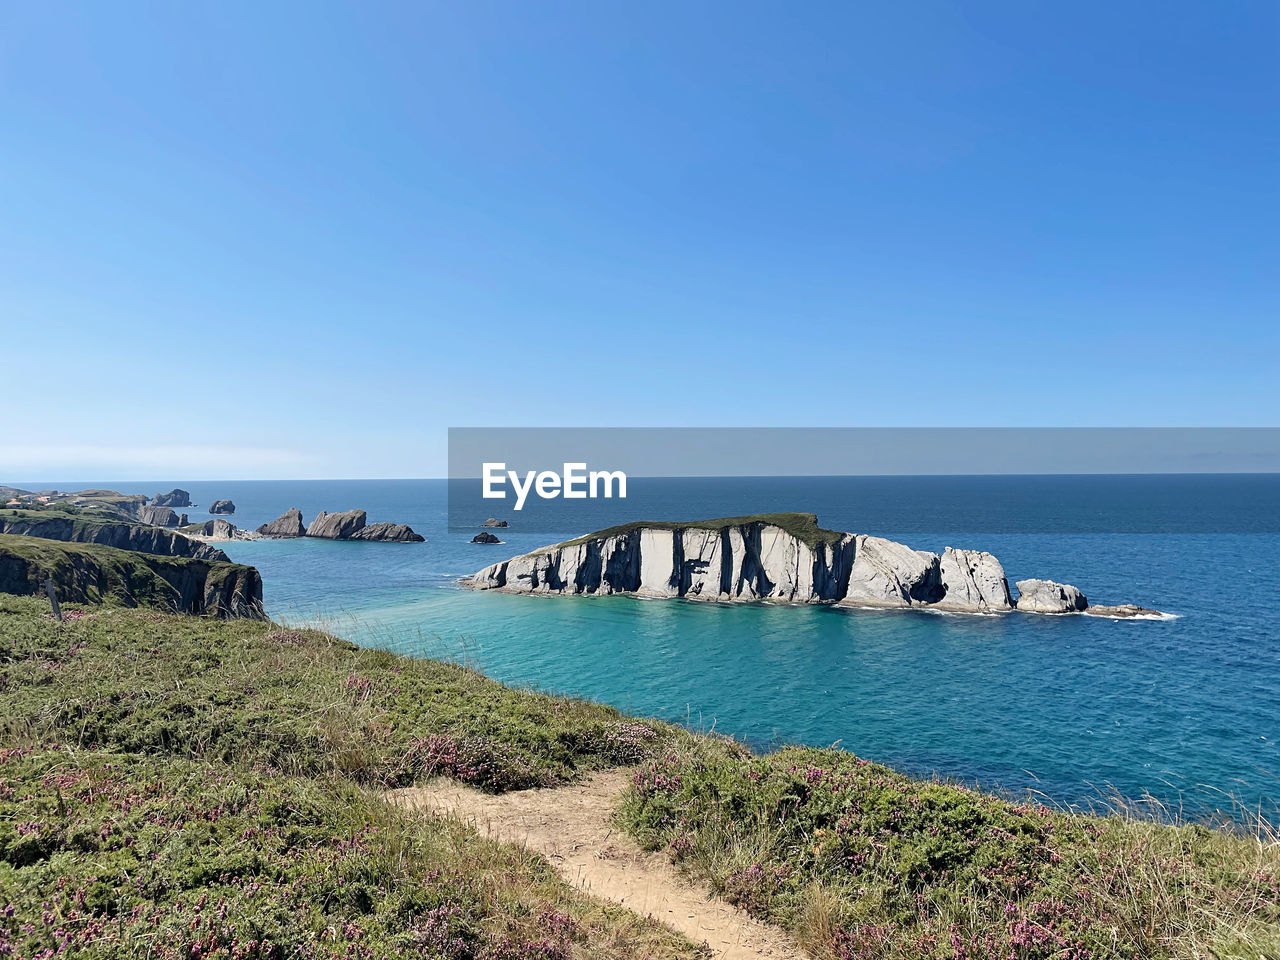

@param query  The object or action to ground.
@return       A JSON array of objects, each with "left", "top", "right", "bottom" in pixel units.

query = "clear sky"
[{"left": 1, "top": 1, "right": 1276, "bottom": 480}]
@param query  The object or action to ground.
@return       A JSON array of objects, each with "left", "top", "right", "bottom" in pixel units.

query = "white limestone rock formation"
[
  {"left": 466, "top": 513, "right": 1159, "bottom": 618},
  {"left": 471, "top": 515, "right": 977, "bottom": 611},
  {"left": 937, "top": 547, "right": 1014, "bottom": 612},
  {"left": 1015, "top": 578, "right": 1088, "bottom": 613},
  {"left": 839, "top": 536, "right": 941, "bottom": 608}
]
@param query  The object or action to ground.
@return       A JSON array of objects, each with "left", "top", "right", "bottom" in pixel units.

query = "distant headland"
[{"left": 0, "top": 486, "right": 425, "bottom": 619}]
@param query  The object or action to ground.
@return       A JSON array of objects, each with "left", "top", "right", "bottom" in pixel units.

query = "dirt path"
[{"left": 390, "top": 769, "right": 806, "bottom": 960}]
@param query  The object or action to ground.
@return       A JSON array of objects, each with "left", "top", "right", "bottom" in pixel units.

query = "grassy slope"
[
  {"left": 620, "top": 744, "right": 1280, "bottom": 959},
  {"left": 0, "top": 595, "right": 666, "bottom": 789},
  {"left": 558, "top": 512, "right": 847, "bottom": 551},
  {"left": 0, "top": 595, "right": 699, "bottom": 959},
  {"left": 0, "top": 506, "right": 106, "bottom": 529},
  {"left": 3, "top": 749, "right": 701, "bottom": 960},
  {"left": 3, "top": 594, "right": 1277, "bottom": 959}
]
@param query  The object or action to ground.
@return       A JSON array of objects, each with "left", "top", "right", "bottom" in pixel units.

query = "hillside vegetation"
[
  {"left": 0, "top": 595, "right": 696, "bottom": 959},
  {"left": 621, "top": 745, "right": 1280, "bottom": 959},
  {"left": 2, "top": 593, "right": 1277, "bottom": 959},
  {"left": 0, "top": 507, "right": 227, "bottom": 560},
  {"left": 0, "top": 534, "right": 261, "bottom": 619}
]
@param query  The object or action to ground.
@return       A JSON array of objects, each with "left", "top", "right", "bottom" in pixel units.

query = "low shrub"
[
  {"left": 0, "top": 747, "right": 695, "bottom": 959},
  {"left": 621, "top": 745, "right": 1280, "bottom": 959},
  {"left": 0, "top": 595, "right": 670, "bottom": 791}
]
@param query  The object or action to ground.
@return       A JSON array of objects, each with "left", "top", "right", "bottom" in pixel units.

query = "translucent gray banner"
[{"left": 447, "top": 427, "right": 1280, "bottom": 534}]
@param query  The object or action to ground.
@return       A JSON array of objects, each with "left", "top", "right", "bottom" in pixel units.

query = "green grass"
[
  {"left": 0, "top": 751, "right": 699, "bottom": 960},
  {"left": 558, "top": 512, "right": 847, "bottom": 551},
  {"left": 0, "top": 506, "right": 91, "bottom": 524},
  {"left": 0, "top": 594, "right": 668, "bottom": 789},
  {"left": 2, "top": 506, "right": 117, "bottom": 525},
  {"left": 0, "top": 595, "right": 700, "bottom": 959},
  {"left": 619, "top": 742, "right": 1280, "bottom": 959}
]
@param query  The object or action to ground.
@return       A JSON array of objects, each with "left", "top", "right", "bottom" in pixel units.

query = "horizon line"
[{"left": 7, "top": 471, "right": 1280, "bottom": 486}]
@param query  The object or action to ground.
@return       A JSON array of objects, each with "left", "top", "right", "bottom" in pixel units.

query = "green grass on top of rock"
[
  {"left": 0, "top": 506, "right": 89, "bottom": 525},
  {"left": 0, "top": 533, "right": 253, "bottom": 616},
  {"left": 0, "top": 508, "right": 222, "bottom": 560},
  {"left": 0, "top": 533, "right": 193, "bottom": 607},
  {"left": 558, "top": 512, "right": 846, "bottom": 551},
  {"left": 0, "top": 506, "right": 155, "bottom": 539}
]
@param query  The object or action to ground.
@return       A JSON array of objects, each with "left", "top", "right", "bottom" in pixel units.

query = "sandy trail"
[{"left": 390, "top": 769, "right": 806, "bottom": 960}]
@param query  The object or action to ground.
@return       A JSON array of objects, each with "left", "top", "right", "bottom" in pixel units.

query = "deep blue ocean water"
[{"left": 34, "top": 476, "right": 1280, "bottom": 818}]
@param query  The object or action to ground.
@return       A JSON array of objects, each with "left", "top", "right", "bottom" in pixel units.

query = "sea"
[{"left": 28, "top": 475, "right": 1280, "bottom": 819}]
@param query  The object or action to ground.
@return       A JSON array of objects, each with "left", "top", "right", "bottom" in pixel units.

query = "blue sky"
[{"left": 1, "top": 1, "right": 1276, "bottom": 479}]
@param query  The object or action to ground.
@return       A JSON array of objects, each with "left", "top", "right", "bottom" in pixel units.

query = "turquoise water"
[{"left": 43, "top": 476, "right": 1280, "bottom": 817}]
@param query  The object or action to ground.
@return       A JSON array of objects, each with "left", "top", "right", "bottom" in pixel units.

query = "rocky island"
[
  {"left": 182, "top": 518, "right": 259, "bottom": 542},
  {"left": 256, "top": 507, "right": 307, "bottom": 538},
  {"left": 256, "top": 508, "right": 424, "bottom": 542},
  {"left": 152, "top": 488, "right": 192, "bottom": 508},
  {"left": 467, "top": 512, "right": 1161, "bottom": 617},
  {"left": 209, "top": 499, "right": 236, "bottom": 514}
]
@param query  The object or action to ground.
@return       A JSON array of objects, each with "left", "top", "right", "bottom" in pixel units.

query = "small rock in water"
[
  {"left": 1084, "top": 603, "right": 1165, "bottom": 619},
  {"left": 472, "top": 531, "right": 503, "bottom": 544}
]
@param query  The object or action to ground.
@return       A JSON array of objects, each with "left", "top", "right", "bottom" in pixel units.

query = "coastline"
[{"left": 2, "top": 480, "right": 1274, "bottom": 816}]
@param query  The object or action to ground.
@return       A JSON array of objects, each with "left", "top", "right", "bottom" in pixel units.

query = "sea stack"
[
  {"left": 306, "top": 509, "right": 425, "bottom": 542},
  {"left": 306, "top": 510, "right": 367, "bottom": 540},
  {"left": 257, "top": 508, "right": 307, "bottom": 538},
  {"left": 152, "top": 489, "right": 192, "bottom": 508},
  {"left": 254, "top": 507, "right": 423, "bottom": 541}
]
